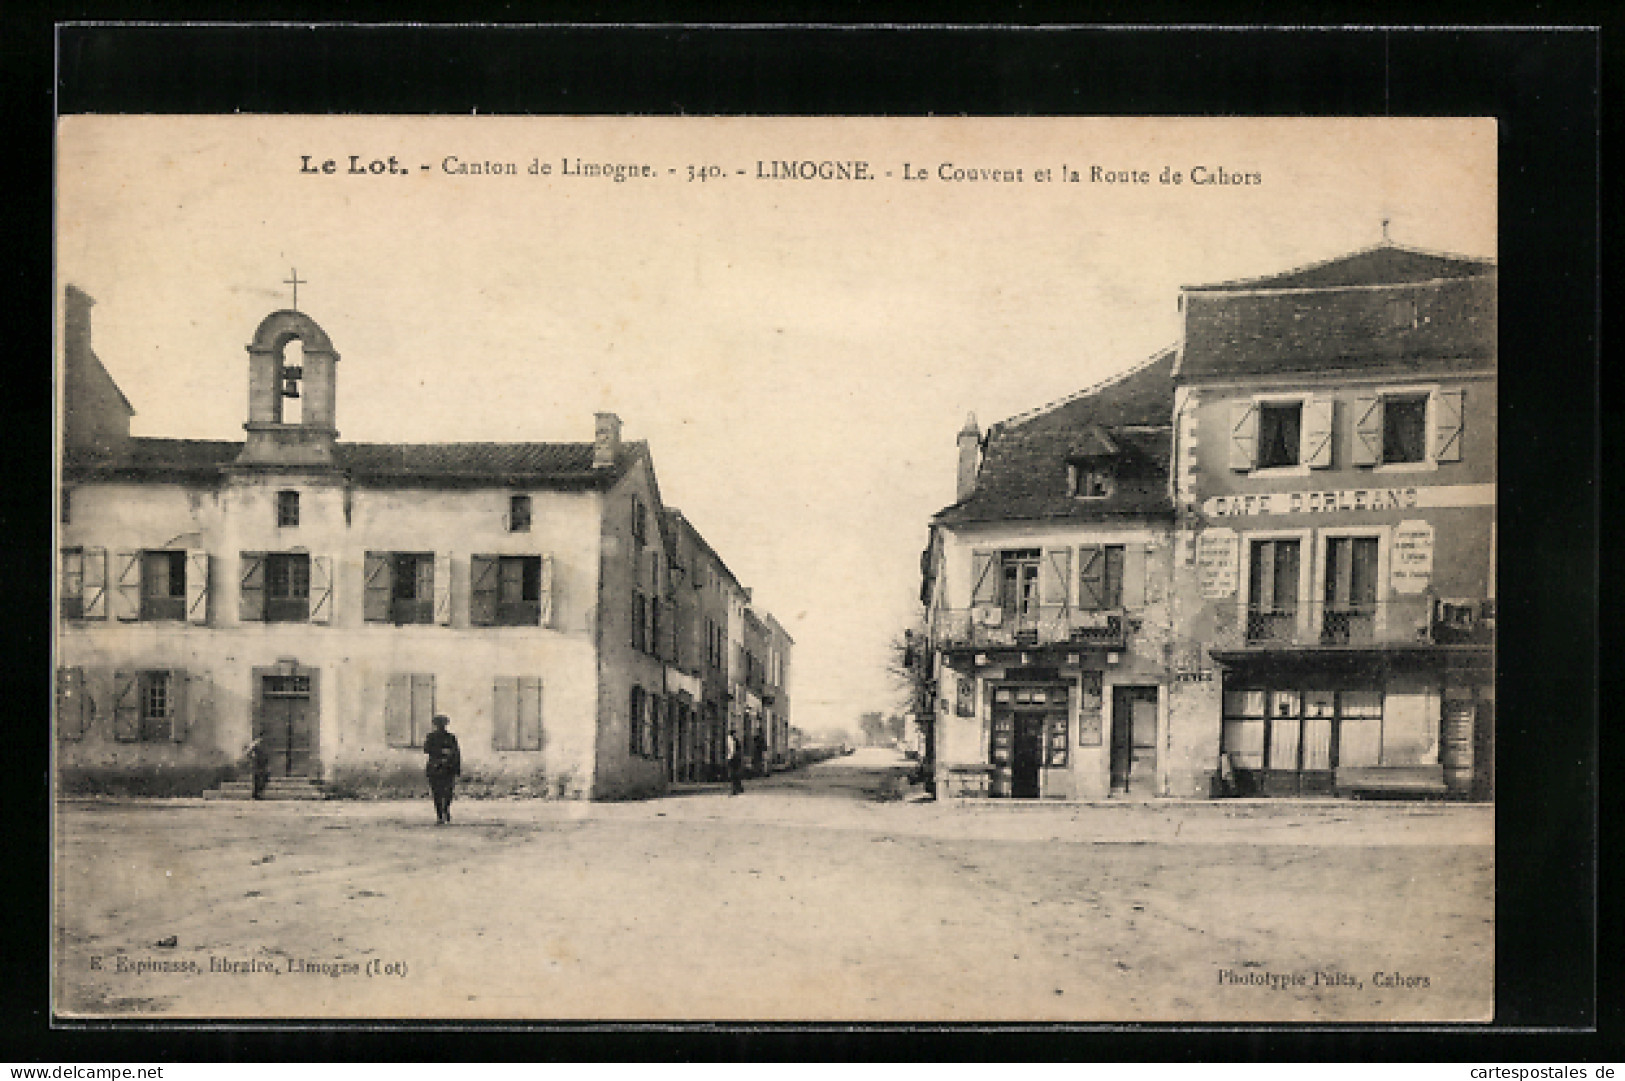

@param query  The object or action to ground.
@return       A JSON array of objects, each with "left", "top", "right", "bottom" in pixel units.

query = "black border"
[{"left": 13, "top": 17, "right": 1606, "bottom": 1064}]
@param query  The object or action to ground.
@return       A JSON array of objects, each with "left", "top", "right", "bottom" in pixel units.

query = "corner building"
[
  {"left": 55, "top": 287, "right": 788, "bottom": 800},
  {"left": 1169, "top": 244, "right": 1495, "bottom": 798}
]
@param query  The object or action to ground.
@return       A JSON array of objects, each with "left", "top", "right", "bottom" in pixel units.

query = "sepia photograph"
[{"left": 53, "top": 114, "right": 1498, "bottom": 1023}]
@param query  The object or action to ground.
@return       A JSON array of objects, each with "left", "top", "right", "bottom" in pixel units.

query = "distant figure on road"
[
  {"left": 247, "top": 737, "right": 270, "bottom": 800},
  {"left": 424, "top": 714, "right": 462, "bottom": 824},
  {"left": 727, "top": 728, "right": 744, "bottom": 795}
]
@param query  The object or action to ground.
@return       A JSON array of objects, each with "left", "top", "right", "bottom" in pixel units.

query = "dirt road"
[{"left": 54, "top": 750, "right": 1492, "bottom": 1021}]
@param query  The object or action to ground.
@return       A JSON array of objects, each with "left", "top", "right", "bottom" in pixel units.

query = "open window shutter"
[
  {"left": 82, "top": 547, "right": 108, "bottom": 619},
  {"left": 1040, "top": 548, "right": 1071, "bottom": 608},
  {"left": 169, "top": 669, "right": 190, "bottom": 742},
  {"left": 1122, "top": 545, "right": 1147, "bottom": 609},
  {"left": 469, "top": 555, "right": 498, "bottom": 626},
  {"left": 384, "top": 674, "right": 412, "bottom": 748},
  {"left": 518, "top": 677, "right": 543, "bottom": 751},
  {"left": 1104, "top": 546, "right": 1126, "bottom": 608},
  {"left": 309, "top": 556, "right": 333, "bottom": 623},
  {"left": 1433, "top": 388, "right": 1465, "bottom": 462},
  {"left": 56, "top": 668, "right": 86, "bottom": 740},
  {"left": 434, "top": 553, "right": 453, "bottom": 625},
  {"left": 492, "top": 676, "right": 518, "bottom": 751},
  {"left": 113, "top": 550, "right": 141, "bottom": 621},
  {"left": 1352, "top": 395, "right": 1382, "bottom": 466},
  {"left": 1303, "top": 398, "right": 1334, "bottom": 469},
  {"left": 1229, "top": 402, "right": 1258, "bottom": 471},
  {"left": 411, "top": 674, "right": 435, "bottom": 747},
  {"left": 185, "top": 550, "right": 209, "bottom": 624},
  {"left": 537, "top": 555, "right": 555, "bottom": 627},
  {"left": 363, "top": 553, "right": 391, "bottom": 622},
  {"left": 970, "top": 550, "right": 998, "bottom": 607},
  {"left": 1078, "top": 546, "right": 1105, "bottom": 609},
  {"left": 239, "top": 552, "right": 266, "bottom": 622},
  {"left": 112, "top": 670, "right": 140, "bottom": 742}
]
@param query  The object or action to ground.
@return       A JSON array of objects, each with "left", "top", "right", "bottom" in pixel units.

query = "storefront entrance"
[
  {"left": 990, "top": 682, "right": 1068, "bottom": 798},
  {"left": 1110, "top": 686, "right": 1159, "bottom": 794}
]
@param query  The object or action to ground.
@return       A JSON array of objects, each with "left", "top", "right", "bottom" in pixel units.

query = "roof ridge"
[
  {"left": 998, "top": 345, "right": 1175, "bottom": 431},
  {"left": 1183, "top": 241, "right": 1494, "bottom": 293}
]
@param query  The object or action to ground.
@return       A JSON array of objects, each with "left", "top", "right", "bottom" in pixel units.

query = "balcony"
[
  {"left": 931, "top": 605, "right": 1127, "bottom": 652},
  {"left": 1218, "top": 597, "right": 1493, "bottom": 651}
]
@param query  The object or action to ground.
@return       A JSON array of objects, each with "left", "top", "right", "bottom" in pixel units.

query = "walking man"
[
  {"left": 424, "top": 714, "right": 462, "bottom": 824},
  {"left": 727, "top": 727, "right": 744, "bottom": 795}
]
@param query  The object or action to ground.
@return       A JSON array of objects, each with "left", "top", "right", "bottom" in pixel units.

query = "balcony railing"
[
  {"left": 931, "top": 605, "right": 1127, "bottom": 651},
  {"left": 1219, "top": 597, "right": 1492, "bottom": 650}
]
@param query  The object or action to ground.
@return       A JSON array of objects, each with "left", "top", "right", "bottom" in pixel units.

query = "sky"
[{"left": 55, "top": 116, "right": 1496, "bottom": 737}]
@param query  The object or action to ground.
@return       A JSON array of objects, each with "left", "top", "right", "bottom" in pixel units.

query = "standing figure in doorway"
[
  {"left": 727, "top": 728, "right": 745, "bottom": 795},
  {"left": 247, "top": 737, "right": 270, "bottom": 800},
  {"left": 424, "top": 714, "right": 462, "bottom": 824}
]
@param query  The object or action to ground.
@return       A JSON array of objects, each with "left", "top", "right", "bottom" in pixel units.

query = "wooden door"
[
  {"left": 1011, "top": 714, "right": 1044, "bottom": 798},
  {"left": 259, "top": 675, "right": 314, "bottom": 778},
  {"left": 1111, "top": 686, "right": 1159, "bottom": 793}
]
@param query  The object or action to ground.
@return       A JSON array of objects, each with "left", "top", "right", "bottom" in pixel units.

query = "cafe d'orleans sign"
[{"left": 1201, "top": 483, "right": 1493, "bottom": 519}]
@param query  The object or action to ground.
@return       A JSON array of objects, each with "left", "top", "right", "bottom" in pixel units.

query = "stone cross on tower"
[{"left": 284, "top": 268, "right": 306, "bottom": 311}]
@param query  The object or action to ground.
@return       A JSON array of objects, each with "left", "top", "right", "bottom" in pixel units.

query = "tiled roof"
[
  {"left": 1177, "top": 271, "right": 1496, "bottom": 381},
  {"left": 935, "top": 349, "right": 1176, "bottom": 526},
  {"left": 64, "top": 437, "right": 641, "bottom": 487},
  {"left": 1183, "top": 243, "right": 1494, "bottom": 292}
]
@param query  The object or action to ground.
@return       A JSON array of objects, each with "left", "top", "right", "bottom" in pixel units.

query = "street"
[{"left": 54, "top": 748, "right": 1492, "bottom": 1022}]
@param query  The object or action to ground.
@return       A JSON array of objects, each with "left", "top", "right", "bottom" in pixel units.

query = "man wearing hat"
[{"left": 423, "top": 714, "right": 462, "bottom": 824}]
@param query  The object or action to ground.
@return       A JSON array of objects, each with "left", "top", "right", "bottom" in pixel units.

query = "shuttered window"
[
  {"left": 140, "top": 551, "right": 187, "bottom": 621},
  {"left": 492, "top": 676, "right": 543, "bottom": 751},
  {"left": 56, "top": 667, "right": 89, "bottom": 740},
  {"left": 471, "top": 555, "right": 547, "bottom": 626},
  {"left": 1077, "top": 545, "right": 1125, "bottom": 610},
  {"left": 113, "top": 669, "right": 188, "bottom": 742},
  {"left": 364, "top": 552, "right": 435, "bottom": 624},
  {"left": 384, "top": 672, "right": 436, "bottom": 748},
  {"left": 1257, "top": 402, "right": 1302, "bottom": 468},
  {"left": 59, "top": 548, "right": 86, "bottom": 620},
  {"left": 1248, "top": 540, "right": 1300, "bottom": 613},
  {"left": 1382, "top": 395, "right": 1428, "bottom": 463}
]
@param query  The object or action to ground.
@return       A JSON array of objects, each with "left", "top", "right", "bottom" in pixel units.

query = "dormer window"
[{"left": 1069, "top": 462, "right": 1115, "bottom": 500}]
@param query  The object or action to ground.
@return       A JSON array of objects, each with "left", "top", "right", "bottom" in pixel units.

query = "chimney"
[
  {"left": 593, "top": 412, "right": 622, "bottom": 470},
  {"left": 956, "top": 412, "right": 981, "bottom": 501}
]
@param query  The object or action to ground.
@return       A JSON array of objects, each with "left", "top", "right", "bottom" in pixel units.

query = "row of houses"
[
  {"left": 917, "top": 242, "right": 1494, "bottom": 801},
  {"left": 55, "top": 286, "right": 791, "bottom": 800}
]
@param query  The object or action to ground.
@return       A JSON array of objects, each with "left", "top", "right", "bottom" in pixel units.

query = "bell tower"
[{"left": 236, "top": 309, "right": 340, "bottom": 467}]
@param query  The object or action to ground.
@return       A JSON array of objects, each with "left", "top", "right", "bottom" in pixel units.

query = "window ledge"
[
  {"left": 1249, "top": 464, "right": 1310, "bottom": 479},
  {"left": 1372, "top": 460, "right": 1438, "bottom": 475}
]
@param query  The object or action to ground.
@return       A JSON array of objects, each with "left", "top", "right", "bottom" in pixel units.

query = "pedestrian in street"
[
  {"left": 424, "top": 714, "right": 462, "bottom": 824},
  {"left": 753, "top": 730, "right": 768, "bottom": 777},
  {"left": 247, "top": 737, "right": 270, "bottom": 800},
  {"left": 727, "top": 728, "right": 744, "bottom": 795}
]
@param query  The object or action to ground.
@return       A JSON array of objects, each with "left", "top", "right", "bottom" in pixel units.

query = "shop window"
[
  {"left": 364, "top": 552, "right": 436, "bottom": 625},
  {"left": 276, "top": 490, "right": 300, "bottom": 528},
  {"left": 508, "top": 495, "right": 532, "bottom": 532},
  {"left": 469, "top": 554, "right": 548, "bottom": 626},
  {"left": 383, "top": 672, "right": 436, "bottom": 748},
  {"left": 1222, "top": 684, "right": 1386, "bottom": 774},
  {"left": 1382, "top": 395, "right": 1429, "bottom": 464},
  {"left": 1246, "top": 539, "right": 1300, "bottom": 642}
]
